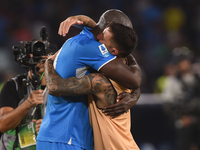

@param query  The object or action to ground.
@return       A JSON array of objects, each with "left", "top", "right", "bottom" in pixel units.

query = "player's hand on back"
[
  {"left": 58, "top": 16, "right": 83, "bottom": 37},
  {"left": 103, "top": 92, "right": 138, "bottom": 118}
]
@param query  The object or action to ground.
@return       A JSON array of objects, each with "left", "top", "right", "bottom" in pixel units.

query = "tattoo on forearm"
[
  {"left": 45, "top": 61, "right": 58, "bottom": 93},
  {"left": 45, "top": 61, "right": 116, "bottom": 105}
]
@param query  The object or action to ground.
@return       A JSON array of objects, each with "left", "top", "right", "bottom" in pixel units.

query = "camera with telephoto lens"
[
  {"left": 12, "top": 26, "right": 57, "bottom": 119},
  {"left": 13, "top": 26, "right": 57, "bottom": 68}
]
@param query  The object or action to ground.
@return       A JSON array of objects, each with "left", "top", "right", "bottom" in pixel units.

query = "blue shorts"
[{"left": 36, "top": 141, "right": 85, "bottom": 150}]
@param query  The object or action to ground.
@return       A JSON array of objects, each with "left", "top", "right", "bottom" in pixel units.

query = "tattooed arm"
[{"left": 45, "top": 59, "right": 117, "bottom": 106}]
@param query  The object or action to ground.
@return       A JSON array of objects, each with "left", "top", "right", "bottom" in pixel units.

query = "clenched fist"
[{"left": 26, "top": 90, "right": 44, "bottom": 108}]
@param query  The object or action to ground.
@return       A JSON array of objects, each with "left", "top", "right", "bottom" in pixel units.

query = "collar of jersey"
[{"left": 80, "top": 27, "right": 95, "bottom": 40}]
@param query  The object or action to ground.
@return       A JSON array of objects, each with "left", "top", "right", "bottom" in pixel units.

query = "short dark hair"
[{"left": 108, "top": 22, "right": 138, "bottom": 57}]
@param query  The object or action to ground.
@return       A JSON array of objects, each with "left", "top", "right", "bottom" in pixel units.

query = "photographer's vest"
[{"left": 0, "top": 74, "right": 47, "bottom": 150}]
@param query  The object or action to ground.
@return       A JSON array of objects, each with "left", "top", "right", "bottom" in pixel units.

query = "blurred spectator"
[
  {"left": 191, "top": 61, "right": 200, "bottom": 76},
  {"left": 154, "top": 62, "right": 177, "bottom": 93},
  {"left": 162, "top": 47, "right": 200, "bottom": 150},
  {"left": 164, "top": 5, "right": 185, "bottom": 32}
]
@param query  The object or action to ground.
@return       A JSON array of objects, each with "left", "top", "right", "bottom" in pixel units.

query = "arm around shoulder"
[
  {"left": 75, "top": 15, "right": 96, "bottom": 28},
  {"left": 99, "top": 56, "right": 141, "bottom": 89},
  {"left": 58, "top": 15, "right": 96, "bottom": 36}
]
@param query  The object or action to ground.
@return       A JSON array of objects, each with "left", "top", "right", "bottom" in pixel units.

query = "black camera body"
[{"left": 13, "top": 26, "right": 56, "bottom": 68}]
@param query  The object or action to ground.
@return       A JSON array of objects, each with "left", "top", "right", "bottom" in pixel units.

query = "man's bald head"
[{"left": 96, "top": 9, "right": 133, "bottom": 31}]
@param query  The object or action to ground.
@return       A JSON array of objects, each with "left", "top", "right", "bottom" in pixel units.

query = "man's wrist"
[{"left": 26, "top": 99, "right": 35, "bottom": 108}]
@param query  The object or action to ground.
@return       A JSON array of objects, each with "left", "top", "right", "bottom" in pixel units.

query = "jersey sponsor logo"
[{"left": 98, "top": 44, "right": 110, "bottom": 58}]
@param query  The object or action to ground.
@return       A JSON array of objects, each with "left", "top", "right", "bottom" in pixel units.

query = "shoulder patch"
[{"left": 98, "top": 44, "right": 110, "bottom": 58}]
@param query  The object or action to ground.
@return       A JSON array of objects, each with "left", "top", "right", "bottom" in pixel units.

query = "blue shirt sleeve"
[{"left": 74, "top": 39, "right": 116, "bottom": 71}]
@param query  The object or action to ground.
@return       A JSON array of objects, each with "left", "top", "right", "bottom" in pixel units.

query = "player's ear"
[
  {"left": 97, "top": 33, "right": 103, "bottom": 40},
  {"left": 110, "top": 47, "right": 119, "bottom": 56}
]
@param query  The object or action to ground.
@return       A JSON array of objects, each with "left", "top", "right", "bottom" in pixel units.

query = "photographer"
[
  {"left": 0, "top": 26, "right": 54, "bottom": 150},
  {"left": 0, "top": 59, "right": 46, "bottom": 150}
]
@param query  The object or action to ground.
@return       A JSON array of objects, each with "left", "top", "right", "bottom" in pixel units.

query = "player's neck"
[{"left": 91, "top": 26, "right": 101, "bottom": 41}]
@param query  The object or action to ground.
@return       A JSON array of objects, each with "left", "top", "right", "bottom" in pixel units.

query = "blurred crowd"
[{"left": 1, "top": 0, "right": 200, "bottom": 93}]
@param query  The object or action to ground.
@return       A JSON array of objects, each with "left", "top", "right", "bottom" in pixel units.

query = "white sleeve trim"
[
  {"left": 53, "top": 48, "right": 62, "bottom": 69},
  {"left": 97, "top": 56, "right": 117, "bottom": 71}
]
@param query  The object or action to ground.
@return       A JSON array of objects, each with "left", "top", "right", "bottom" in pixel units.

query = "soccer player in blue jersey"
[{"left": 37, "top": 9, "right": 141, "bottom": 150}]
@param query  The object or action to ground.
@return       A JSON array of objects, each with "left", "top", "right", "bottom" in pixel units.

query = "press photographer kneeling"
[{"left": 0, "top": 27, "right": 56, "bottom": 150}]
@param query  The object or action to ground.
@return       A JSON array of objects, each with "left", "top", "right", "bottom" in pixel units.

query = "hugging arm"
[
  {"left": 100, "top": 54, "right": 141, "bottom": 89},
  {"left": 103, "top": 88, "right": 140, "bottom": 118},
  {"left": 101, "top": 54, "right": 141, "bottom": 117},
  {"left": 58, "top": 15, "right": 96, "bottom": 37},
  {"left": 45, "top": 60, "right": 94, "bottom": 96},
  {"left": 45, "top": 59, "right": 116, "bottom": 105}
]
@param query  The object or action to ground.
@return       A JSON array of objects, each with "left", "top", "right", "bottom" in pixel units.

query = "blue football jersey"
[{"left": 37, "top": 27, "right": 116, "bottom": 150}]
